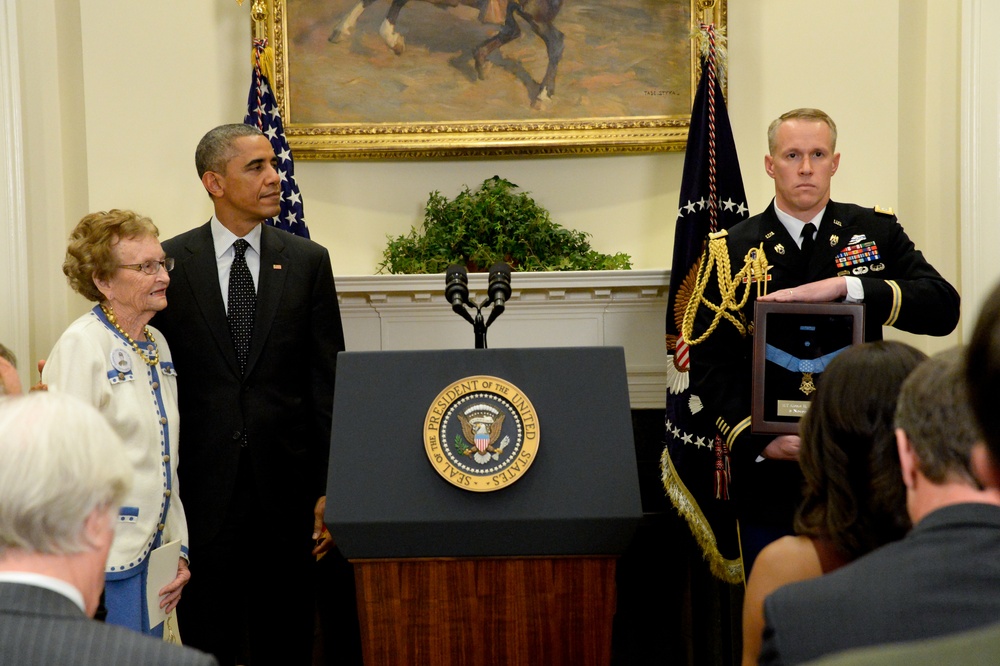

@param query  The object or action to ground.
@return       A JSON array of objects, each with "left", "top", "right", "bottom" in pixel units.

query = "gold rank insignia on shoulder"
[
  {"left": 765, "top": 231, "right": 775, "bottom": 239},
  {"left": 833, "top": 219, "right": 843, "bottom": 227},
  {"left": 829, "top": 234, "right": 839, "bottom": 246},
  {"left": 874, "top": 205, "right": 895, "bottom": 216},
  {"left": 774, "top": 243, "right": 785, "bottom": 255}
]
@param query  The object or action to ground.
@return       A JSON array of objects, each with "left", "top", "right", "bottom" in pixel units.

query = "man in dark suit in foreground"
[
  {"left": 796, "top": 281, "right": 1000, "bottom": 665},
  {"left": 757, "top": 348, "right": 1000, "bottom": 665},
  {"left": 153, "top": 124, "right": 345, "bottom": 665},
  {"left": 0, "top": 392, "right": 217, "bottom": 666}
]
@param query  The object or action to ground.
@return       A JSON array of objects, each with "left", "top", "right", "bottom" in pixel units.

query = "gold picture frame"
[{"left": 261, "top": 0, "right": 727, "bottom": 159}]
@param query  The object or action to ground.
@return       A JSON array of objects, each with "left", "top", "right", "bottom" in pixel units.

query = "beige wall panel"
[{"left": 12, "top": 0, "right": 972, "bottom": 360}]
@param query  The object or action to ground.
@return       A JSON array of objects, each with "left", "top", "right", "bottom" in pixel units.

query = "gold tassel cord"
[
  {"left": 253, "top": 43, "right": 276, "bottom": 87},
  {"left": 681, "top": 234, "right": 770, "bottom": 347}
]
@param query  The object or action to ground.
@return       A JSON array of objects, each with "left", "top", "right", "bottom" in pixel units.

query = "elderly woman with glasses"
[{"left": 43, "top": 209, "right": 189, "bottom": 638}]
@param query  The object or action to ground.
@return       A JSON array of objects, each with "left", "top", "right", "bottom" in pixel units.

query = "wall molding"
[
  {"left": 961, "top": 0, "right": 1000, "bottom": 331},
  {"left": 0, "top": 0, "right": 29, "bottom": 386},
  {"left": 337, "top": 270, "right": 671, "bottom": 409}
]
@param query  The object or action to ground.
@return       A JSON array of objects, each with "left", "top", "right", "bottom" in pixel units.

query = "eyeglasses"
[{"left": 118, "top": 258, "right": 175, "bottom": 275}]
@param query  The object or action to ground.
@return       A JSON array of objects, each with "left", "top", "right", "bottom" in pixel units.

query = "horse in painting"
[{"left": 328, "top": 0, "right": 565, "bottom": 107}]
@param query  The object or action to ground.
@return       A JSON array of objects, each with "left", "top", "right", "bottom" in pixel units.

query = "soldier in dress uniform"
[{"left": 683, "top": 108, "right": 960, "bottom": 574}]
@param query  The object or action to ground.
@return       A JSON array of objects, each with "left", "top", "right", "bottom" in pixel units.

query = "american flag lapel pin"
[{"left": 273, "top": 264, "right": 282, "bottom": 270}]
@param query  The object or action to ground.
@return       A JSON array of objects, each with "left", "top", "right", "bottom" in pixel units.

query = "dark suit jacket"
[
  {"left": 153, "top": 222, "right": 345, "bottom": 545},
  {"left": 759, "top": 503, "right": 1000, "bottom": 665},
  {"left": 687, "top": 200, "right": 960, "bottom": 525},
  {"left": 0, "top": 583, "right": 217, "bottom": 665}
]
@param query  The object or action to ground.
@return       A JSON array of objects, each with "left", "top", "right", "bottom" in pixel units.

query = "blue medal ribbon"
[{"left": 765, "top": 344, "right": 849, "bottom": 395}]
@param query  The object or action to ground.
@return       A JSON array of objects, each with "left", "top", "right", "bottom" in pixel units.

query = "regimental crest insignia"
[{"left": 424, "top": 375, "right": 539, "bottom": 492}]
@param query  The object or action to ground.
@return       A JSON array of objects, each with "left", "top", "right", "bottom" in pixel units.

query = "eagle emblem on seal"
[{"left": 457, "top": 412, "right": 506, "bottom": 464}]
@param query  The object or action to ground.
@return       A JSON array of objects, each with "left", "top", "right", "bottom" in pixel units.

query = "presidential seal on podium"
[{"left": 424, "top": 375, "right": 539, "bottom": 492}]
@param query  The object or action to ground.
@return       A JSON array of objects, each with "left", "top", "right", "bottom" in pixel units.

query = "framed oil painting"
[{"left": 262, "top": 0, "right": 728, "bottom": 158}]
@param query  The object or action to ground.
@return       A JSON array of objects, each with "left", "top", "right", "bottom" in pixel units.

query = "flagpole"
[
  {"left": 697, "top": 0, "right": 718, "bottom": 24},
  {"left": 250, "top": 0, "right": 267, "bottom": 42}
]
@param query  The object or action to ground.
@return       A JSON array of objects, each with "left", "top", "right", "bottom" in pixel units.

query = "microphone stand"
[
  {"left": 473, "top": 310, "right": 488, "bottom": 349},
  {"left": 445, "top": 263, "right": 511, "bottom": 349}
]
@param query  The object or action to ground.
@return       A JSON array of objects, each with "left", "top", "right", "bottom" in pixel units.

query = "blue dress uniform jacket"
[{"left": 686, "top": 200, "right": 960, "bottom": 527}]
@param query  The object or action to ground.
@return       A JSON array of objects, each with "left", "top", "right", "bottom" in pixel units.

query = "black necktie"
[
  {"left": 800, "top": 223, "right": 817, "bottom": 260},
  {"left": 228, "top": 239, "right": 256, "bottom": 374}
]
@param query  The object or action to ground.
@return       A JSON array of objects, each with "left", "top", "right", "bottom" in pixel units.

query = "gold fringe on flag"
[{"left": 690, "top": 25, "right": 729, "bottom": 94}]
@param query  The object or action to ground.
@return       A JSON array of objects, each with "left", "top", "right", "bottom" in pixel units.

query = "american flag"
[{"left": 244, "top": 39, "right": 309, "bottom": 239}]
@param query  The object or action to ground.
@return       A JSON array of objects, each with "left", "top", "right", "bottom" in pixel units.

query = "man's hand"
[
  {"left": 312, "top": 495, "right": 334, "bottom": 556},
  {"left": 29, "top": 359, "right": 47, "bottom": 392},
  {"left": 761, "top": 435, "right": 801, "bottom": 461},
  {"left": 757, "top": 277, "right": 848, "bottom": 303},
  {"left": 158, "top": 558, "right": 190, "bottom": 614}
]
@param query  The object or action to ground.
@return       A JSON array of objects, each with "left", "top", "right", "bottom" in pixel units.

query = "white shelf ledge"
[{"left": 337, "top": 269, "right": 671, "bottom": 409}]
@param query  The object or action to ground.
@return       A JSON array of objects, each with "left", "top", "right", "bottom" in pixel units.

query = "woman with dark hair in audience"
[{"left": 741, "top": 340, "right": 928, "bottom": 665}]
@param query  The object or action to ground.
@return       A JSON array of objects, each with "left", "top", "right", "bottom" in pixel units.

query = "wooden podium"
[{"left": 327, "top": 348, "right": 642, "bottom": 666}]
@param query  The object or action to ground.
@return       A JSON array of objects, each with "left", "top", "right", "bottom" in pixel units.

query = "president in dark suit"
[
  {"left": 153, "top": 124, "right": 345, "bottom": 665},
  {"left": 0, "top": 392, "right": 217, "bottom": 666}
]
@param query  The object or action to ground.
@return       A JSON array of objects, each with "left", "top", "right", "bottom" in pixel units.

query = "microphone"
[
  {"left": 487, "top": 262, "right": 512, "bottom": 309},
  {"left": 445, "top": 265, "right": 470, "bottom": 312}
]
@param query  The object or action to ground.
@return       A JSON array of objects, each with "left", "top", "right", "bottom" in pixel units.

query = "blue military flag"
[
  {"left": 245, "top": 39, "right": 310, "bottom": 239},
  {"left": 661, "top": 24, "right": 748, "bottom": 583}
]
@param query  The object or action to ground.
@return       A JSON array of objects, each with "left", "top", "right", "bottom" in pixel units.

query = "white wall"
[{"left": 12, "top": 0, "right": 972, "bottom": 366}]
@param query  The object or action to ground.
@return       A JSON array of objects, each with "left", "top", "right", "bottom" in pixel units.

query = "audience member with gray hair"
[
  {"left": 759, "top": 348, "right": 1000, "bottom": 665},
  {"left": 0, "top": 392, "right": 216, "bottom": 665}
]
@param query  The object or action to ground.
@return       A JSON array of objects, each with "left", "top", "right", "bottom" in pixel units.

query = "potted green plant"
[{"left": 378, "top": 176, "right": 632, "bottom": 274}]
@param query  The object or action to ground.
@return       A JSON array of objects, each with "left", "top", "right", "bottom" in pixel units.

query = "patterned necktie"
[
  {"left": 228, "top": 239, "right": 256, "bottom": 374},
  {"left": 800, "top": 223, "right": 817, "bottom": 260}
]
